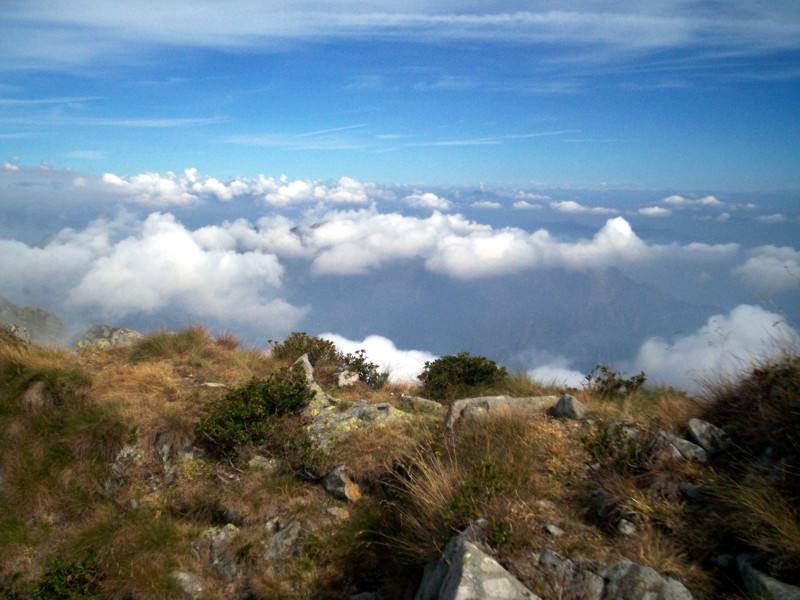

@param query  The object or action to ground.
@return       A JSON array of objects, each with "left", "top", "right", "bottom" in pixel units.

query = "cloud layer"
[{"left": 633, "top": 304, "right": 799, "bottom": 393}]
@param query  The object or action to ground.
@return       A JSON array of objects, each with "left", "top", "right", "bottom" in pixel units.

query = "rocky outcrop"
[
  {"left": 263, "top": 521, "right": 304, "bottom": 560},
  {"left": 531, "top": 549, "right": 604, "bottom": 600},
  {"left": 296, "top": 353, "right": 409, "bottom": 451},
  {"left": 444, "top": 395, "right": 560, "bottom": 429},
  {"left": 401, "top": 394, "right": 444, "bottom": 412},
  {"left": 4, "top": 323, "right": 31, "bottom": 343},
  {"left": 415, "top": 530, "right": 540, "bottom": 600},
  {"left": 687, "top": 418, "right": 729, "bottom": 454},
  {"left": 0, "top": 295, "right": 66, "bottom": 346},
  {"left": 169, "top": 571, "right": 203, "bottom": 600},
  {"left": 324, "top": 465, "right": 361, "bottom": 502},
  {"left": 205, "top": 523, "right": 241, "bottom": 582},
  {"left": 600, "top": 561, "right": 693, "bottom": 600},
  {"left": 73, "top": 324, "right": 143, "bottom": 349},
  {"left": 738, "top": 555, "right": 800, "bottom": 600},
  {"left": 551, "top": 394, "right": 588, "bottom": 419}
]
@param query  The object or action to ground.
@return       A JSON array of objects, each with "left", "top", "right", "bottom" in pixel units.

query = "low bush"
[
  {"left": 585, "top": 364, "right": 646, "bottom": 399},
  {"left": 342, "top": 349, "right": 388, "bottom": 390},
  {"left": 196, "top": 366, "right": 317, "bottom": 466},
  {"left": 418, "top": 352, "right": 507, "bottom": 401},
  {"left": 269, "top": 332, "right": 340, "bottom": 366}
]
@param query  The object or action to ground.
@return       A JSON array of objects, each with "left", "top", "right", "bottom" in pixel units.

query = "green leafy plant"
[
  {"left": 269, "top": 332, "right": 340, "bottom": 366},
  {"left": 342, "top": 349, "right": 388, "bottom": 389},
  {"left": 418, "top": 352, "right": 507, "bottom": 401},
  {"left": 585, "top": 364, "right": 646, "bottom": 399},
  {"left": 197, "top": 365, "right": 314, "bottom": 458}
]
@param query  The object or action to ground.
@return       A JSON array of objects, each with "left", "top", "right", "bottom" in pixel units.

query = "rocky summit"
[{"left": 0, "top": 314, "right": 798, "bottom": 600}]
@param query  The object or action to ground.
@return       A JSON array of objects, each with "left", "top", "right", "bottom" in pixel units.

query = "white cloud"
[
  {"left": 757, "top": 213, "right": 787, "bottom": 224},
  {"left": 0, "top": 212, "right": 306, "bottom": 331},
  {"left": 102, "top": 171, "right": 200, "bottom": 206},
  {"left": 471, "top": 200, "right": 502, "bottom": 209},
  {"left": 550, "top": 200, "right": 617, "bottom": 215},
  {"left": 527, "top": 363, "right": 585, "bottom": 388},
  {"left": 404, "top": 192, "right": 451, "bottom": 211},
  {"left": 733, "top": 245, "right": 800, "bottom": 293},
  {"left": 638, "top": 206, "right": 671, "bottom": 217},
  {"left": 661, "top": 194, "right": 725, "bottom": 209},
  {"left": 203, "top": 210, "right": 738, "bottom": 280},
  {"left": 320, "top": 333, "right": 437, "bottom": 383},
  {"left": 633, "top": 304, "right": 799, "bottom": 394},
  {"left": 98, "top": 169, "right": 380, "bottom": 207},
  {"left": 513, "top": 200, "right": 542, "bottom": 210},
  {"left": 2, "top": 162, "right": 19, "bottom": 171},
  {"left": 716, "top": 212, "right": 730, "bottom": 222}
]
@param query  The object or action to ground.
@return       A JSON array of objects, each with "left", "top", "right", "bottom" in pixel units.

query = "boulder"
[
  {"left": 531, "top": 549, "right": 604, "bottom": 600},
  {"left": 654, "top": 431, "right": 708, "bottom": 463},
  {"left": 444, "top": 395, "right": 560, "bottom": 429},
  {"left": 263, "top": 521, "right": 303, "bottom": 560},
  {"left": 169, "top": 571, "right": 203, "bottom": 600},
  {"left": 205, "top": 523, "right": 240, "bottom": 582},
  {"left": 599, "top": 561, "right": 693, "bottom": 600},
  {"left": 324, "top": 466, "right": 361, "bottom": 502},
  {"left": 5, "top": 324, "right": 31, "bottom": 344},
  {"left": 336, "top": 369, "right": 360, "bottom": 387},
  {"left": 415, "top": 531, "right": 540, "bottom": 600},
  {"left": 738, "top": 555, "right": 800, "bottom": 600},
  {"left": 73, "top": 324, "right": 143, "bottom": 350},
  {"left": 306, "top": 400, "right": 409, "bottom": 451},
  {"left": 0, "top": 296, "right": 67, "bottom": 346},
  {"left": 687, "top": 418, "right": 729, "bottom": 454},
  {"left": 401, "top": 394, "right": 444, "bottom": 412},
  {"left": 551, "top": 394, "right": 588, "bottom": 419}
]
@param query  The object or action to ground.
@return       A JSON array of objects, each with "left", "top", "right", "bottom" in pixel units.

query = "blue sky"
[
  {"left": 1, "top": 2, "right": 800, "bottom": 392},
  {"left": 2, "top": 1, "right": 799, "bottom": 189}
]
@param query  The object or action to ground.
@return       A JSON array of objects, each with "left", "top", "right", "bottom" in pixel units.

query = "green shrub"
[
  {"left": 343, "top": 349, "right": 388, "bottom": 390},
  {"left": 585, "top": 364, "right": 646, "bottom": 399},
  {"left": 269, "top": 332, "right": 340, "bottom": 366},
  {"left": 197, "top": 366, "right": 315, "bottom": 460},
  {"left": 0, "top": 554, "right": 103, "bottom": 600},
  {"left": 418, "top": 352, "right": 507, "bottom": 401}
]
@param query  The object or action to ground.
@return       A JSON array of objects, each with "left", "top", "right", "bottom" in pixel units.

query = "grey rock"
[
  {"left": 444, "top": 395, "right": 560, "bottom": 429},
  {"left": 402, "top": 394, "right": 444, "bottom": 412},
  {"left": 73, "top": 324, "right": 142, "bottom": 350},
  {"left": 169, "top": 571, "right": 203, "bottom": 600},
  {"left": 552, "top": 394, "right": 588, "bottom": 419},
  {"left": 153, "top": 430, "right": 193, "bottom": 485},
  {"left": 263, "top": 521, "right": 303, "bottom": 560},
  {"left": 618, "top": 519, "right": 637, "bottom": 536},
  {"left": 294, "top": 353, "right": 315, "bottom": 383},
  {"left": 104, "top": 443, "right": 146, "bottom": 494},
  {"left": 545, "top": 524, "right": 564, "bottom": 537},
  {"left": 532, "top": 549, "right": 604, "bottom": 600},
  {"left": 670, "top": 437, "right": 708, "bottom": 463},
  {"left": 337, "top": 369, "right": 360, "bottom": 387},
  {"left": 600, "top": 561, "right": 693, "bottom": 600},
  {"left": 653, "top": 431, "right": 707, "bottom": 463},
  {"left": 5, "top": 324, "right": 31, "bottom": 343},
  {"left": 687, "top": 418, "right": 729, "bottom": 454},
  {"left": 416, "top": 532, "right": 540, "bottom": 600},
  {"left": 306, "top": 399, "right": 409, "bottom": 451},
  {"left": 535, "top": 499, "right": 559, "bottom": 510},
  {"left": 738, "top": 555, "right": 800, "bottom": 600},
  {"left": 326, "top": 506, "right": 350, "bottom": 520},
  {"left": 205, "top": 523, "right": 240, "bottom": 582},
  {"left": 0, "top": 296, "right": 67, "bottom": 346},
  {"left": 324, "top": 466, "right": 361, "bottom": 502}
]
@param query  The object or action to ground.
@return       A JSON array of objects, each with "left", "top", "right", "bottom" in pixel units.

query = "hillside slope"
[{"left": 0, "top": 327, "right": 798, "bottom": 600}]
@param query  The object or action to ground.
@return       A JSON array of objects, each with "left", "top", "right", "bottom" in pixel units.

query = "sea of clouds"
[{"left": 1, "top": 165, "right": 798, "bottom": 394}]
